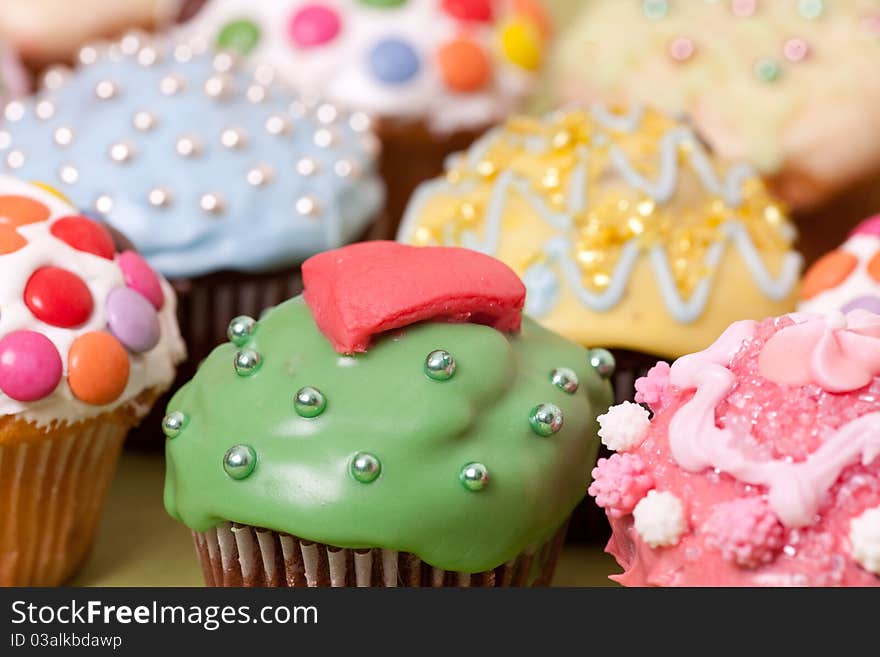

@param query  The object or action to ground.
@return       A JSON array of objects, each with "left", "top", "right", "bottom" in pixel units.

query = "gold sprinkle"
[{"left": 477, "top": 161, "right": 496, "bottom": 178}]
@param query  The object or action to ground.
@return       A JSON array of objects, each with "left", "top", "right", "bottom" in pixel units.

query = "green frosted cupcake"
[{"left": 163, "top": 241, "right": 612, "bottom": 587}]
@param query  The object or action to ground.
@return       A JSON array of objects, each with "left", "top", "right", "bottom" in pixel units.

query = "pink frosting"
[
  {"left": 634, "top": 361, "right": 671, "bottom": 412},
  {"left": 850, "top": 214, "right": 880, "bottom": 238},
  {"left": 589, "top": 453, "right": 654, "bottom": 519},
  {"left": 758, "top": 311, "right": 880, "bottom": 393},
  {"left": 596, "top": 316, "right": 880, "bottom": 587}
]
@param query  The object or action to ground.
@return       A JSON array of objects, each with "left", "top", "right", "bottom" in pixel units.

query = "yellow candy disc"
[
  {"left": 32, "top": 181, "right": 74, "bottom": 205},
  {"left": 500, "top": 19, "right": 542, "bottom": 71}
]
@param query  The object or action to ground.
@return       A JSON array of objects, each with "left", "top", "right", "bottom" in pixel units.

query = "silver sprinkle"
[
  {"left": 35, "top": 100, "right": 55, "bottom": 120},
  {"left": 133, "top": 111, "right": 157, "bottom": 132},
  {"left": 176, "top": 135, "right": 202, "bottom": 158},
  {"left": 119, "top": 32, "right": 143, "bottom": 55},
  {"left": 59, "top": 165, "right": 79, "bottom": 184},
  {"left": 173, "top": 43, "right": 194, "bottom": 63},
  {"left": 203, "top": 74, "right": 231, "bottom": 99},
  {"left": 220, "top": 127, "right": 247, "bottom": 149},
  {"left": 6, "top": 150, "right": 25, "bottom": 169},
  {"left": 4, "top": 101, "right": 25, "bottom": 122},
  {"left": 200, "top": 193, "right": 225, "bottom": 214},
  {"left": 54, "top": 126, "right": 74, "bottom": 147},
  {"left": 137, "top": 46, "right": 159, "bottom": 67},
  {"left": 213, "top": 52, "right": 236, "bottom": 73},
  {"left": 314, "top": 128, "right": 337, "bottom": 148},
  {"left": 95, "top": 195, "right": 114, "bottom": 214},
  {"left": 246, "top": 84, "right": 267, "bottom": 104},
  {"left": 296, "top": 157, "right": 318, "bottom": 176},
  {"left": 316, "top": 103, "right": 338, "bottom": 124},
  {"left": 159, "top": 75, "right": 184, "bottom": 96},
  {"left": 78, "top": 45, "right": 100, "bottom": 65},
  {"left": 109, "top": 141, "right": 136, "bottom": 163},
  {"left": 334, "top": 160, "right": 358, "bottom": 178},
  {"left": 349, "top": 112, "right": 372, "bottom": 133},
  {"left": 265, "top": 114, "right": 291, "bottom": 136},
  {"left": 246, "top": 164, "right": 274, "bottom": 187},
  {"left": 42, "top": 66, "right": 70, "bottom": 91},
  {"left": 95, "top": 80, "right": 118, "bottom": 100},
  {"left": 148, "top": 187, "right": 173, "bottom": 208},
  {"left": 253, "top": 64, "right": 275, "bottom": 86},
  {"left": 295, "top": 196, "right": 320, "bottom": 216}
]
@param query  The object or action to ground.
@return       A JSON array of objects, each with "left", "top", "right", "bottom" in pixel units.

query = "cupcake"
[
  {"left": 0, "top": 0, "right": 199, "bottom": 68},
  {"left": 164, "top": 241, "right": 612, "bottom": 587},
  {"left": 0, "top": 34, "right": 385, "bottom": 390},
  {"left": 800, "top": 215, "right": 880, "bottom": 316},
  {"left": 550, "top": 0, "right": 880, "bottom": 262},
  {"left": 179, "top": 0, "right": 552, "bottom": 233},
  {"left": 590, "top": 310, "right": 880, "bottom": 586},
  {"left": 398, "top": 106, "right": 803, "bottom": 402},
  {"left": 0, "top": 175, "right": 184, "bottom": 585}
]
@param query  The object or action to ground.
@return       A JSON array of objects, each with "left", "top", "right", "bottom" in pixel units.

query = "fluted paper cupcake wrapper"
[
  {"left": 193, "top": 521, "right": 568, "bottom": 587},
  {"left": 0, "top": 421, "right": 127, "bottom": 586}
]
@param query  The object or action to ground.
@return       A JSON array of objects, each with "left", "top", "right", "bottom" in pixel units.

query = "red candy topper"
[{"left": 302, "top": 241, "right": 526, "bottom": 354}]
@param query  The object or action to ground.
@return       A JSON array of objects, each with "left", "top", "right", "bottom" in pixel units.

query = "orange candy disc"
[
  {"left": 0, "top": 195, "right": 51, "bottom": 228},
  {"left": 0, "top": 225, "right": 27, "bottom": 255},
  {"left": 68, "top": 332, "right": 130, "bottom": 406},
  {"left": 801, "top": 250, "right": 858, "bottom": 300},
  {"left": 513, "top": 0, "right": 552, "bottom": 38},
  {"left": 869, "top": 251, "right": 880, "bottom": 283},
  {"left": 438, "top": 38, "right": 491, "bottom": 92}
]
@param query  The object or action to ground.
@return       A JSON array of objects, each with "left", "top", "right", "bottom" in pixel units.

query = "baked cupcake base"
[
  {"left": 193, "top": 521, "right": 568, "bottom": 588},
  {"left": 0, "top": 388, "right": 161, "bottom": 586}
]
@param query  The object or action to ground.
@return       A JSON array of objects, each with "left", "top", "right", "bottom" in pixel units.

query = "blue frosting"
[{"left": 0, "top": 41, "right": 385, "bottom": 279}]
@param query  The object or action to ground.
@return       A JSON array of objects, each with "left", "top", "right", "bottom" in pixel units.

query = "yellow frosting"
[
  {"left": 398, "top": 106, "right": 802, "bottom": 359},
  {"left": 550, "top": 0, "right": 880, "bottom": 209}
]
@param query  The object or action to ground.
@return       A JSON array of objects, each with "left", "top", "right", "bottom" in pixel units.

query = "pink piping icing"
[{"left": 669, "top": 319, "right": 880, "bottom": 528}]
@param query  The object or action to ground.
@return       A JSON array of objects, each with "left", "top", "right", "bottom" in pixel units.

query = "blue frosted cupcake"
[{"left": 0, "top": 32, "right": 385, "bottom": 379}]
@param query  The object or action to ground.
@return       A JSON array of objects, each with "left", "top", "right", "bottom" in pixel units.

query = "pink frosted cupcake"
[{"left": 590, "top": 311, "right": 880, "bottom": 586}]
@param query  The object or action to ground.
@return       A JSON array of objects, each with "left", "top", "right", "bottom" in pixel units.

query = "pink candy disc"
[
  {"left": 118, "top": 250, "right": 164, "bottom": 311},
  {"left": 289, "top": 4, "right": 341, "bottom": 48},
  {"left": 0, "top": 330, "right": 62, "bottom": 401}
]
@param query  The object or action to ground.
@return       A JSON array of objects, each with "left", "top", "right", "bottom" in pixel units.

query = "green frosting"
[{"left": 164, "top": 297, "right": 612, "bottom": 573}]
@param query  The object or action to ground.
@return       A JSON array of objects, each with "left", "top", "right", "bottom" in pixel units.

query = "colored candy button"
[
  {"left": 500, "top": 19, "right": 542, "bottom": 71},
  {"left": 25, "top": 267, "right": 94, "bottom": 328},
  {"left": 441, "top": 0, "right": 493, "bottom": 22},
  {"left": 438, "top": 38, "right": 491, "bottom": 92},
  {"left": 0, "top": 224, "right": 26, "bottom": 255},
  {"left": 50, "top": 215, "right": 116, "bottom": 260},
  {"left": 289, "top": 4, "right": 341, "bottom": 47},
  {"left": 368, "top": 38, "right": 420, "bottom": 84},
  {"left": 842, "top": 296, "right": 880, "bottom": 315},
  {"left": 0, "top": 331, "right": 62, "bottom": 402},
  {"left": 513, "top": 0, "right": 552, "bottom": 37},
  {"left": 360, "top": 0, "right": 407, "bottom": 6},
  {"left": 868, "top": 251, "right": 880, "bottom": 283},
  {"left": 68, "top": 332, "right": 130, "bottom": 406},
  {"left": 0, "top": 195, "right": 51, "bottom": 228},
  {"left": 800, "top": 250, "right": 858, "bottom": 300},
  {"left": 217, "top": 19, "right": 261, "bottom": 54},
  {"left": 118, "top": 250, "right": 164, "bottom": 311},
  {"left": 106, "top": 286, "right": 160, "bottom": 353}
]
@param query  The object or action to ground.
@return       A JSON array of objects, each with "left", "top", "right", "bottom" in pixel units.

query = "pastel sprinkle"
[
  {"left": 864, "top": 15, "right": 880, "bottom": 37},
  {"left": 0, "top": 330, "right": 63, "bottom": 401},
  {"left": 669, "top": 37, "right": 695, "bottom": 62},
  {"left": 783, "top": 38, "right": 809, "bottom": 62},
  {"left": 289, "top": 4, "right": 341, "bottom": 48},
  {"left": 118, "top": 250, "right": 165, "bottom": 310},
  {"left": 754, "top": 58, "right": 781, "bottom": 82},
  {"left": 642, "top": 0, "right": 669, "bottom": 20},
  {"left": 731, "top": 0, "right": 757, "bottom": 18},
  {"left": 368, "top": 38, "right": 420, "bottom": 84},
  {"left": 797, "top": 0, "right": 823, "bottom": 20}
]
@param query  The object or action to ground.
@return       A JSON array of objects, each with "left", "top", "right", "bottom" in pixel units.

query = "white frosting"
[
  {"left": 632, "top": 490, "right": 687, "bottom": 549},
  {"left": 179, "top": 0, "right": 541, "bottom": 134},
  {"left": 598, "top": 401, "right": 650, "bottom": 452},
  {"left": 0, "top": 177, "right": 185, "bottom": 425},
  {"left": 799, "top": 235, "right": 880, "bottom": 315},
  {"left": 850, "top": 506, "right": 880, "bottom": 575}
]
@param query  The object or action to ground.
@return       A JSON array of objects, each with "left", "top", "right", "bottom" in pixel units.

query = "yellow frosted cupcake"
[{"left": 398, "top": 106, "right": 803, "bottom": 398}]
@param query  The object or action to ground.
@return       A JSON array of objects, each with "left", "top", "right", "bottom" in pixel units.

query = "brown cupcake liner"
[
  {"left": 0, "top": 417, "right": 130, "bottom": 586},
  {"left": 192, "top": 521, "right": 568, "bottom": 588},
  {"left": 376, "top": 118, "right": 487, "bottom": 239}
]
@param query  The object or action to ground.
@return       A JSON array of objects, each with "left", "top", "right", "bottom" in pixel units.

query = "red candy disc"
[
  {"left": 302, "top": 241, "right": 525, "bottom": 353},
  {"left": 24, "top": 266, "right": 94, "bottom": 328},
  {"left": 442, "top": 0, "right": 493, "bottom": 22},
  {"left": 50, "top": 215, "right": 116, "bottom": 260}
]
